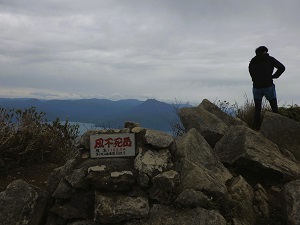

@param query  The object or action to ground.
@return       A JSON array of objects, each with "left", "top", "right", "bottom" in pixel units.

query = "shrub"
[
  {"left": 170, "top": 100, "right": 189, "bottom": 137},
  {"left": 234, "top": 98, "right": 300, "bottom": 128},
  {"left": 215, "top": 95, "right": 300, "bottom": 130},
  {"left": 278, "top": 104, "right": 300, "bottom": 122},
  {"left": 0, "top": 107, "right": 79, "bottom": 165},
  {"left": 213, "top": 99, "right": 237, "bottom": 116}
]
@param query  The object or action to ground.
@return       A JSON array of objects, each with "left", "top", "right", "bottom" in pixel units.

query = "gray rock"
[
  {"left": 47, "top": 158, "right": 79, "bottom": 194},
  {"left": 137, "top": 172, "right": 150, "bottom": 188},
  {"left": 227, "top": 176, "right": 256, "bottom": 224},
  {"left": 131, "top": 127, "right": 145, "bottom": 133},
  {"left": 65, "top": 168, "right": 88, "bottom": 190},
  {"left": 125, "top": 204, "right": 227, "bottom": 225},
  {"left": 86, "top": 169, "right": 135, "bottom": 192},
  {"left": 231, "top": 218, "right": 252, "bottom": 225},
  {"left": 282, "top": 179, "right": 300, "bottom": 225},
  {"left": 134, "top": 148, "right": 173, "bottom": 176},
  {"left": 50, "top": 203, "right": 85, "bottom": 221},
  {"left": 148, "top": 170, "right": 180, "bottom": 203},
  {"left": 124, "top": 121, "right": 140, "bottom": 130},
  {"left": 45, "top": 212, "right": 66, "bottom": 225},
  {"left": 200, "top": 99, "right": 245, "bottom": 127},
  {"left": 179, "top": 104, "right": 228, "bottom": 147},
  {"left": 260, "top": 111, "right": 300, "bottom": 161},
  {"left": 151, "top": 170, "right": 179, "bottom": 188},
  {"left": 50, "top": 191, "right": 94, "bottom": 220},
  {"left": 253, "top": 184, "right": 269, "bottom": 218},
  {"left": 79, "top": 130, "right": 101, "bottom": 150},
  {"left": 174, "top": 189, "right": 209, "bottom": 208},
  {"left": 94, "top": 193, "right": 149, "bottom": 224},
  {"left": 52, "top": 178, "right": 74, "bottom": 200},
  {"left": 67, "top": 221, "right": 96, "bottom": 225},
  {"left": 0, "top": 179, "right": 49, "bottom": 225},
  {"left": 175, "top": 128, "right": 232, "bottom": 196},
  {"left": 0, "top": 156, "right": 4, "bottom": 168},
  {"left": 214, "top": 125, "right": 300, "bottom": 181},
  {"left": 80, "top": 158, "right": 136, "bottom": 192},
  {"left": 143, "top": 129, "right": 174, "bottom": 148},
  {"left": 77, "top": 157, "right": 135, "bottom": 172}
]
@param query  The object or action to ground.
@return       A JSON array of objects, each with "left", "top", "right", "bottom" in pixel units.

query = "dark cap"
[{"left": 255, "top": 46, "right": 268, "bottom": 55}]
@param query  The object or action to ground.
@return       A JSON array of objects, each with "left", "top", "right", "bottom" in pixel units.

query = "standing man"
[{"left": 248, "top": 46, "right": 285, "bottom": 128}]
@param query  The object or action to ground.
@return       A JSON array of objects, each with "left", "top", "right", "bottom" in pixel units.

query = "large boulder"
[
  {"left": 0, "top": 179, "right": 49, "bottom": 225},
  {"left": 175, "top": 128, "right": 232, "bottom": 196},
  {"left": 260, "top": 111, "right": 300, "bottom": 161},
  {"left": 227, "top": 175, "right": 256, "bottom": 224},
  {"left": 179, "top": 99, "right": 246, "bottom": 147},
  {"left": 125, "top": 204, "right": 227, "bottom": 225},
  {"left": 214, "top": 125, "right": 300, "bottom": 181},
  {"left": 179, "top": 104, "right": 228, "bottom": 147},
  {"left": 282, "top": 180, "right": 300, "bottom": 225},
  {"left": 200, "top": 99, "right": 245, "bottom": 127}
]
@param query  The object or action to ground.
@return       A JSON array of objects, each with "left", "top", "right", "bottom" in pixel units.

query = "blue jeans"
[
  {"left": 252, "top": 84, "right": 276, "bottom": 101},
  {"left": 252, "top": 84, "right": 278, "bottom": 128}
]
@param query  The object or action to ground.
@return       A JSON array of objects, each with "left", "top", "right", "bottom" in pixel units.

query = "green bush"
[
  {"left": 278, "top": 104, "right": 300, "bottom": 122},
  {"left": 0, "top": 107, "right": 79, "bottom": 165}
]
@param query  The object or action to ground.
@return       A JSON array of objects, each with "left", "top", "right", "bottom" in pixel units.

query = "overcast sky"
[{"left": 1, "top": 0, "right": 300, "bottom": 106}]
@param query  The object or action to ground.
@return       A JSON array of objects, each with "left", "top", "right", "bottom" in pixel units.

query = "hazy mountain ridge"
[
  {"left": 0, "top": 98, "right": 185, "bottom": 131},
  {"left": 96, "top": 99, "right": 182, "bottom": 130}
]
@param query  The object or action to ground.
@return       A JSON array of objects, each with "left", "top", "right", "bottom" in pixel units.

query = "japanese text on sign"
[{"left": 90, "top": 133, "right": 135, "bottom": 158}]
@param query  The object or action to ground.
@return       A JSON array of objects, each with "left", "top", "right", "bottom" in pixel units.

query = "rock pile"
[{"left": 1, "top": 99, "right": 300, "bottom": 225}]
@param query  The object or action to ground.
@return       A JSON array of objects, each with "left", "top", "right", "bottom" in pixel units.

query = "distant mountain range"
[{"left": 0, "top": 98, "right": 190, "bottom": 131}]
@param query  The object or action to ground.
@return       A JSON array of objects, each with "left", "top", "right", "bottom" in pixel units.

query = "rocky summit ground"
[{"left": 0, "top": 162, "right": 60, "bottom": 192}]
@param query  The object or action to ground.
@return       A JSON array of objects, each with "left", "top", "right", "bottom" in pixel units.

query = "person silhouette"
[{"left": 248, "top": 46, "right": 285, "bottom": 128}]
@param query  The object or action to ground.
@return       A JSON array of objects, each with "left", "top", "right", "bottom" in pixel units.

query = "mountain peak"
[
  {"left": 145, "top": 98, "right": 159, "bottom": 103},
  {"left": 144, "top": 99, "right": 167, "bottom": 105}
]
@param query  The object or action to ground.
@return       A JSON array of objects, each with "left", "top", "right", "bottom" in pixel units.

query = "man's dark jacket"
[{"left": 248, "top": 53, "right": 285, "bottom": 88}]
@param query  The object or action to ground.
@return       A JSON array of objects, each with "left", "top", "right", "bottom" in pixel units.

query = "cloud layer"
[{"left": 1, "top": 0, "right": 300, "bottom": 105}]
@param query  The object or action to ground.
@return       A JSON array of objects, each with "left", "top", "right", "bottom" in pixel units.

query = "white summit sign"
[{"left": 90, "top": 133, "right": 135, "bottom": 158}]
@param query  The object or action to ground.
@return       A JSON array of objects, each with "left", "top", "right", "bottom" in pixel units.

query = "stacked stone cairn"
[{"left": 1, "top": 99, "right": 300, "bottom": 225}]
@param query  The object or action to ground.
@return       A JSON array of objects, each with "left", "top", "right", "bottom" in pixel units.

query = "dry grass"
[
  {"left": 0, "top": 107, "right": 79, "bottom": 165},
  {"left": 215, "top": 94, "right": 272, "bottom": 129},
  {"left": 236, "top": 96, "right": 270, "bottom": 128}
]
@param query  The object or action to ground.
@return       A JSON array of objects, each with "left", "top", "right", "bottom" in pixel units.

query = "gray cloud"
[{"left": 0, "top": 0, "right": 300, "bottom": 105}]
